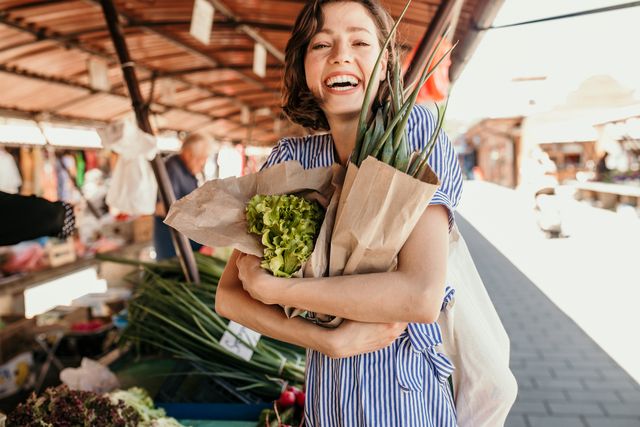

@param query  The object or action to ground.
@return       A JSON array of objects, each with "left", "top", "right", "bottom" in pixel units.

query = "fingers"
[
  {"left": 236, "top": 253, "right": 260, "bottom": 270},
  {"left": 328, "top": 321, "right": 408, "bottom": 358}
]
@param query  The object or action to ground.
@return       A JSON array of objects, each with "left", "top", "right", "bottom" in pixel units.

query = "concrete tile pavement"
[
  {"left": 456, "top": 215, "right": 640, "bottom": 427},
  {"left": 456, "top": 181, "right": 640, "bottom": 383}
]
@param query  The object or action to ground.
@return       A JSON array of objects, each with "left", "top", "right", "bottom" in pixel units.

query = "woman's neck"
[{"left": 327, "top": 115, "right": 359, "bottom": 166}]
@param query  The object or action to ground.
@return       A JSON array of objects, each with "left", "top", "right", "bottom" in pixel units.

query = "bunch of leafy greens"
[
  {"left": 8, "top": 385, "right": 187, "bottom": 427},
  {"left": 7, "top": 385, "right": 141, "bottom": 427},
  {"left": 102, "top": 252, "right": 306, "bottom": 398},
  {"left": 109, "top": 387, "right": 184, "bottom": 426},
  {"left": 247, "top": 194, "right": 324, "bottom": 278}
]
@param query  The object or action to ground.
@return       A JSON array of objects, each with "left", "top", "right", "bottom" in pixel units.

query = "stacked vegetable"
[
  {"left": 246, "top": 194, "right": 324, "bottom": 278},
  {"left": 257, "top": 385, "right": 305, "bottom": 427},
  {"left": 352, "top": 0, "right": 455, "bottom": 176},
  {"left": 104, "top": 253, "right": 306, "bottom": 399},
  {"left": 7, "top": 385, "right": 182, "bottom": 427}
]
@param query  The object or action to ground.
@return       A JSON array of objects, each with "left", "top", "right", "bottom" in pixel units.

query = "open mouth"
[{"left": 324, "top": 75, "right": 360, "bottom": 91}]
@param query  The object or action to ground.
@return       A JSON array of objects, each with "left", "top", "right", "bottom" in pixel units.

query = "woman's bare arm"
[
  {"left": 239, "top": 204, "right": 450, "bottom": 324},
  {"left": 216, "top": 250, "right": 406, "bottom": 358}
]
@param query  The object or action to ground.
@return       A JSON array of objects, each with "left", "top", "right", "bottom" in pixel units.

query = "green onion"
[
  {"left": 351, "top": 0, "right": 457, "bottom": 177},
  {"left": 103, "top": 253, "right": 306, "bottom": 399}
]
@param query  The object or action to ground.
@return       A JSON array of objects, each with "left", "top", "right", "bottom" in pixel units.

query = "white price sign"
[
  {"left": 219, "top": 321, "right": 261, "bottom": 361},
  {"left": 190, "top": 0, "right": 215, "bottom": 45},
  {"left": 253, "top": 43, "right": 267, "bottom": 78}
]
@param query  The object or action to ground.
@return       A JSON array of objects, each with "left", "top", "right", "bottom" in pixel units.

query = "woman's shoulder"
[
  {"left": 262, "top": 133, "right": 332, "bottom": 169},
  {"left": 405, "top": 104, "right": 444, "bottom": 152},
  {"left": 407, "top": 104, "right": 438, "bottom": 132}
]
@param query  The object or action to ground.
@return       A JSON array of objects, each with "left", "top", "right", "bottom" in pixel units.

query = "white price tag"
[
  {"left": 87, "top": 57, "right": 110, "bottom": 91},
  {"left": 219, "top": 321, "right": 261, "bottom": 361},
  {"left": 190, "top": 0, "right": 215, "bottom": 45},
  {"left": 241, "top": 106, "right": 251, "bottom": 125},
  {"left": 253, "top": 43, "right": 267, "bottom": 78},
  {"left": 160, "top": 78, "right": 176, "bottom": 105}
]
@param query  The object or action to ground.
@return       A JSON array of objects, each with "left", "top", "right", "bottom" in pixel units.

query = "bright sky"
[{"left": 447, "top": 0, "right": 640, "bottom": 123}]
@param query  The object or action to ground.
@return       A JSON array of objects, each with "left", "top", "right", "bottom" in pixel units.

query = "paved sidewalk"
[{"left": 457, "top": 215, "right": 640, "bottom": 427}]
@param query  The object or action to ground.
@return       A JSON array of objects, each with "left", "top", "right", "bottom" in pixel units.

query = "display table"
[
  {"left": 111, "top": 354, "right": 270, "bottom": 423},
  {"left": 177, "top": 422, "right": 254, "bottom": 427},
  {"left": 0, "top": 242, "right": 149, "bottom": 316},
  {"left": 570, "top": 180, "right": 640, "bottom": 209}
]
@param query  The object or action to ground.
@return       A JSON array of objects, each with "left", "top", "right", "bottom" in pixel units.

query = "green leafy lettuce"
[{"left": 246, "top": 194, "right": 324, "bottom": 278}]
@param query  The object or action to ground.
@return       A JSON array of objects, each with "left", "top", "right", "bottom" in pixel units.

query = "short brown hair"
[
  {"left": 181, "top": 132, "right": 212, "bottom": 156},
  {"left": 282, "top": 0, "right": 398, "bottom": 132}
]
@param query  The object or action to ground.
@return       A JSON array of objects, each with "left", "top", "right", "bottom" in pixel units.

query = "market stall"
[{"left": 0, "top": 0, "right": 505, "bottom": 424}]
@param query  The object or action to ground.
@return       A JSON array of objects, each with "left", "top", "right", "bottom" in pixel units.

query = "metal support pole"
[
  {"left": 100, "top": 0, "right": 200, "bottom": 283},
  {"left": 403, "top": 0, "right": 463, "bottom": 90}
]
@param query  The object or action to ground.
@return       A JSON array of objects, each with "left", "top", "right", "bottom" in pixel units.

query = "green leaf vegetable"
[
  {"left": 99, "top": 252, "right": 306, "bottom": 399},
  {"left": 7, "top": 385, "right": 142, "bottom": 427},
  {"left": 353, "top": 0, "right": 456, "bottom": 177},
  {"left": 247, "top": 194, "right": 324, "bottom": 278},
  {"left": 108, "top": 387, "right": 183, "bottom": 426},
  {"left": 8, "top": 385, "right": 185, "bottom": 427}
]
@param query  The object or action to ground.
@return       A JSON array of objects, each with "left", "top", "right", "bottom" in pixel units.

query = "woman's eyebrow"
[{"left": 317, "top": 27, "right": 372, "bottom": 35}]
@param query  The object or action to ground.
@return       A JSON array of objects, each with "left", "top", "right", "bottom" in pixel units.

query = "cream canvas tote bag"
[{"left": 438, "top": 225, "right": 518, "bottom": 427}]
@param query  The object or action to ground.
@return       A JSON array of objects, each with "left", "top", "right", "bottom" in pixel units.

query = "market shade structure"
[{"left": 0, "top": 0, "right": 503, "bottom": 146}]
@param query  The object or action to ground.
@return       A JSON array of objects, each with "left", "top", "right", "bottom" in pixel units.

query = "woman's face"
[{"left": 304, "top": 2, "right": 387, "bottom": 123}]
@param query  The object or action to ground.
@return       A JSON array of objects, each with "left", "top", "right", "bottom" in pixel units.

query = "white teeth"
[
  {"left": 331, "top": 85, "right": 355, "bottom": 91},
  {"left": 325, "top": 75, "right": 359, "bottom": 87}
]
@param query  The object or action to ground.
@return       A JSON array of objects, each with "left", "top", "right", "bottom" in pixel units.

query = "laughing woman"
[{"left": 215, "top": 1, "right": 462, "bottom": 425}]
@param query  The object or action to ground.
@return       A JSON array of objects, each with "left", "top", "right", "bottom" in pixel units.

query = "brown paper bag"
[
  {"left": 309, "top": 156, "right": 440, "bottom": 327},
  {"left": 164, "top": 160, "right": 340, "bottom": 319}
]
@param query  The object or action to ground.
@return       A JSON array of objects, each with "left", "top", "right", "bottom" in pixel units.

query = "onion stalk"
[
  {"left": 101, "top": 253, "right": 306, "bottom": 399},
  {"left": 352, "top": 0, "right": 457, "bottom": 177}
]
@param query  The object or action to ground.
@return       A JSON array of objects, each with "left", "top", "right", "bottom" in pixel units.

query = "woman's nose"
[{"left": 329, "top": 42, "right": 352, "bottom": 64}]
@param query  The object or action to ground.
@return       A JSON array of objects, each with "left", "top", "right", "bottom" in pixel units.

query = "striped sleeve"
[
  {"left": 408, "top": 105, "right": 463, "bottom": 230},
  {"left": 260, "top": 138, "right": 294, "bottom": 170}
]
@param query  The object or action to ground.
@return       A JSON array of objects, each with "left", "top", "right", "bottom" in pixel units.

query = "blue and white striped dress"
[{"left": 262, "top": 105, "right": 464, "bottom": 426}]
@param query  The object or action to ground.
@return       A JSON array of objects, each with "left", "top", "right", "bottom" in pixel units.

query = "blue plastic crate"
[{"left": 159, "top": 402, "right": 270, "bottom": 421}]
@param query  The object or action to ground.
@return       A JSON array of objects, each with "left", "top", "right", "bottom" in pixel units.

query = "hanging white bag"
[
  {"left": 438, "top": 224, "right": 518, "bottom": 427},
  {"left": 100, "top": 117, "right": 158, "bottom": 215}
]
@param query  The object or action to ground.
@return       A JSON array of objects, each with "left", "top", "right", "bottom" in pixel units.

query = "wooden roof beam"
[
  {"left": 0, "top": 65, "right": 255, "bottom": 130},
  {"left": 0, "top": 106, "right": 107, "bottom": 128},
  {"left": 0, "top": 15, "right": 261, "bottom": 119},
  {"left": 205, "top": 0, "right": 285, "bottom": 63},
  {"left": 0, "top": 0, "right": 70, "bottom": 15},
  {"left": 63, "top": 19, "right": 291, "bottom": 39},
  {"left": 157, "top": 64, "right": 282, "bottom": 78},
  {"left": 83, "top": 0, "right": 280, "bottom": 102},
  {"left": 128, "top": 19, "right": 292, "bottom": 33}
]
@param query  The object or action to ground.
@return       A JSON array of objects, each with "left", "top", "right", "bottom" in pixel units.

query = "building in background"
[{"left": 460, "top": 117, "right": 522, "bottom": 188}]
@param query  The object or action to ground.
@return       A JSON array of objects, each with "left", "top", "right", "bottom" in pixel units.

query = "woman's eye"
[
  {"left": 354, "top": 41, "right": 370, "bottom": 47},
  {"left": 311, "top": 43, "right": 330, "bottom": 50}
]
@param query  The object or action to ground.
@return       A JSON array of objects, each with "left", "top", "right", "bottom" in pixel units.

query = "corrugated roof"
[{"left": 0, "top": 0, "right": 498, "bottom": 145}]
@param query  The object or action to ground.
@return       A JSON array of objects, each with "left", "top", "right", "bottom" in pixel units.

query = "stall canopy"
[{"left": 0, "top": 0, "right": 502, "bottom": 146}]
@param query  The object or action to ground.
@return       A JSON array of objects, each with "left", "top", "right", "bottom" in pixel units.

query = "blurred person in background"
[
  {"left": 0, "top": 191, "right": 75, "bottom": 246},
  {"left": 596, "top": 152, "right": 611, "bottom": 182},
  {"left": 1, "top": 191, "right": 76, "bottom": 274},
  {"left": 153, "top": 133, "right": 212, "bottom": 260}
]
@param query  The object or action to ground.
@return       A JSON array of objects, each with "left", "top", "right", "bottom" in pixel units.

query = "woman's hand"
[
  {"left": 323, "top": 320, "right": 408, "bottom": 359},
  {"left": 236, "top": 253, "right": 280, "bottom": 305}
]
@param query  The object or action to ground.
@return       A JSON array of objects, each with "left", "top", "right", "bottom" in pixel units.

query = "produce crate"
[
  {"left": 101, "top": 220, "right": 134, "bottom": 243},
  {"left": 0, "top": 351, "right": 34, "bottom": 399},
  {"left": 0, "top": 316, "right": 36, "bottom": 400},
  {"left": 45, "top": 238, "right": 76, "bottom": 268},
  {"left": 111, "top": 355, "right": 271, "bottom": 421},
  {"left": 161, "top": 403, "right": 267, "bottom": 423},
  {"left": 132, "top": 215, "right": 153, "bottom": 243},
  {"left": 0, "top": 315, "right": 35, "bottom": 364}
]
